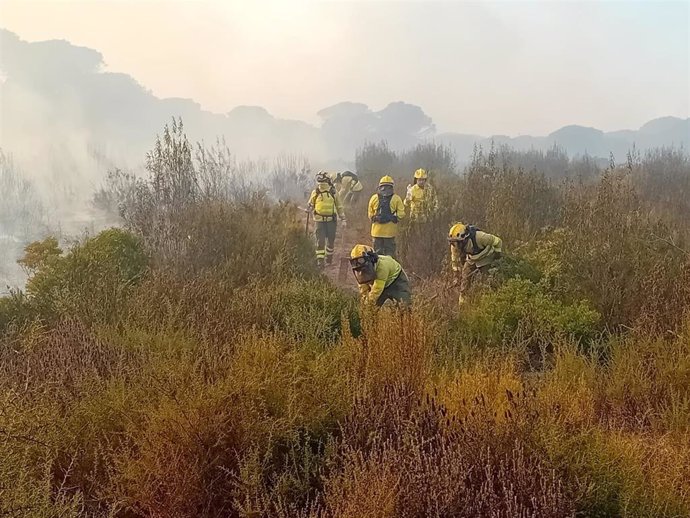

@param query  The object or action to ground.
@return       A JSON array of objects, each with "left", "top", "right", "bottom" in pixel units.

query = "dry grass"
[{"left": 1, "top": 129, "right": 689, "bottom": 517}]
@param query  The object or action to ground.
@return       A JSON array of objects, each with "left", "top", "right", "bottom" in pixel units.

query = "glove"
[
  {"left": 391, "top": 215, "right": 399, "bottom": 224},
  {"left": 341, "top": 219, "right": 347, "bottom": 228},
  {"left": 371, "top": 215, "right": 381, "bottom": 223}
]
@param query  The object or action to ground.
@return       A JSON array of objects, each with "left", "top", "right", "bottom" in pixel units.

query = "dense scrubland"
[{"left": 1, "top": 120, "right": 689, "bottom": 517}]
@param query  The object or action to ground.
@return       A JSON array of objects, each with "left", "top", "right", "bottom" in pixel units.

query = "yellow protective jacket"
[
  {"left": 359, "top": 255, "right": 402, "bottom": 304},
  {"left": 405, "top": 184, "right": 438, "bottom": 220},
  {"left": 339, "top": 176, "right": 363, "bottom": 195},
  {"left": 368, "top": 194, "right": 405, "bottom": 238},
  {"left": 450, "top": 230, "right": 503, "bottom": 270},
  {"left": 309, "top": 183, "right": 345, "bottom": 222}
]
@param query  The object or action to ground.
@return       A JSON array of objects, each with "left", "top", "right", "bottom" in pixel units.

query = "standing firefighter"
[
  {"left": 338, "top": 170, "right": 364, "bottom": 205},
  {"left": 448, "top": 223, "right": 503, "bottom": 304},
  {"left": 349, "top": 244, "right": 411, "bottom": 306},
  {"left": 368, "top": 176, "right": 405, "bottom": 257},
  {"left": 308, "top": 171, "right": 346, "bottom": 268},
  {"left": 405, "top": 168, "right": 437, "bottom": 221}
]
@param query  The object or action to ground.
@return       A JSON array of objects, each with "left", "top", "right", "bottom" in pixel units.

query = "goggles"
[
  {"left": 448, "top": 232, "right": 469, "bottom": 243},
  {"left": 349, "top": 256, "right": 369, "bottom": 269}
]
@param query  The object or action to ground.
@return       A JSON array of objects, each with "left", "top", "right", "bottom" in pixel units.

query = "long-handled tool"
[{"left": 298, "top": 206, "right": 311, "bottom": 237}]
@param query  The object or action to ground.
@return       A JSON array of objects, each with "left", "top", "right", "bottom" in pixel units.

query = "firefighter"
[
  {"left": 308, "top": 171, "right": 346, "bottom": 267},
  {"left": 405, "top": 168, "right": 437, "bottom": 221},
  {"left": 448, "top": 222, "right": 503, "bottom": 304},
  {"left": 368, "top": 176, "right": 405, "bottom": 257},
  {"left": 349, "top": 244, "right": 411, "bottom": 306},
  {"left": 338, "top": 170, "right": 364, "bottom": 205}
]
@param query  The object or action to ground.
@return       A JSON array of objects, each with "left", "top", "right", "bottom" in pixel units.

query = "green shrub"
[
  {"left": 0, "top": 289, "right": 36, "bottom": 333},
  {"left": 267, "top": 278, "right": 360, "bottom": 345},
  {"left": 459, "top": 278, "right": 601, "bottom": 348},
  {"left": 20, "top": 228, "right": 147, "bottom": 324}
]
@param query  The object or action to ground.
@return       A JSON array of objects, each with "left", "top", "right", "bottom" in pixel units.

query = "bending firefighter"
[
  {"left": 337, "top": 170, "right": 363, "bottom": 205},
  {"left": 308, "top": 171, "right": 346, "bottom": 268},
  {"left": 448, "top": 223, "right": 503, "bottom": 304},
  {"left": 368, "top": 176, "right": 405, "bottom": 257},
  {"left": 349, "top": 244, "right": 411, "bottom": 306},
  {"left": 405, "top": 168, "right": 437, "bottom": 221}
]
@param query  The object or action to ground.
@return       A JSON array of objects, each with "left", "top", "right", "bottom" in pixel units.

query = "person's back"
[{"left": 368, "top": 176, "right": 405, "bottom": 257}]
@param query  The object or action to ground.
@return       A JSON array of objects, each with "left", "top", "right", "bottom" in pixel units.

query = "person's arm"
[
  {"left": 476, "top": 231, "right": 502, "bottom": 252},
  {"left": 450, "top": 244, "right": 464, "bottom": 272},
  {"left": 368, "top": 195, "right": 377, "bottom": 221},
  {"left": 335, "top": 193, "right": 345, "bottom": 219},
  {"left": 308, "top": 190, "right": 317, "bottom": 210},
  {"left": 394, "top": 196, "right": 406, "bottom": 220},
  {"left": 404, "top": 184, "right": 413, "bottom": 205},
  {"left": 491, "top": 234, "right": 503, "bottom": 253},
  {"left": 365, "top": 260, "right": 391, "bottom": 303},
  {"left": 367, "top": 279, "right": 386, "bottom": 303}
]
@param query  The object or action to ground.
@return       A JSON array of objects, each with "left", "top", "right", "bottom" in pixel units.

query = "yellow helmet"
[
  {"left": 414, "top": 168, "right": 428, "bottom": 180},
  {"left": 350, "top": 244, "right": 374, "bottom": 259},
  {"left": 350, "top": 244, "right": 378, "bottom": 269},
  {"left": 448, "top": 222, "right": 467, "bottom": 242},
  {"left": 316, "top": 170, "right": 332, "bottom": 184},
  {"left": 379, "top": 175, "right": 394, "bottom": 186}
]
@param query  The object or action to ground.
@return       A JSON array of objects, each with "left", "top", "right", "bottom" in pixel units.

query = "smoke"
[{"left": 1, "top": 28, "right": 687, "bottom": 290}]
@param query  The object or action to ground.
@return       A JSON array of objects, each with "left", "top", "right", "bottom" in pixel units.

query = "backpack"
[
  {"left": 313, "top": 188, "right": 337, "bottom": 217},
  {"left": 465, "top": 225, "right": 481, "bottom": 255},
  {"left": 375, "top": 194, "right": 396, "bottom": 224}
]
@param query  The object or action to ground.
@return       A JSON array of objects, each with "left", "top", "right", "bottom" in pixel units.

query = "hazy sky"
[{"left": 1, "top": 0, "right": 688, "bottom": 136}]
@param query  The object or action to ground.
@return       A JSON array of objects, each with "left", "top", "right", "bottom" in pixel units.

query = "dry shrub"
[
  {"left": 599, "top": 334, "right": 690, "bottom": 433},
  {"left": 344, "top": 308, "right": 433, "bottom": 396},
  {"left": 106, "top": 381, "right": 259, "bottom": 516},
  {"left": 523, "top": 169, "right": 690, "bottom": 329},
  {"left": 3, "top": 133, "right": 690, "bottom": 517},
  {"left": 126, "top": 271, "right": 358, "bottom": 348},
  {"left": 537, "top": 337, "right": 690, "bottom": 516},
  {"left": 313, "top": 380, "right": 574, "bottom": 518}
]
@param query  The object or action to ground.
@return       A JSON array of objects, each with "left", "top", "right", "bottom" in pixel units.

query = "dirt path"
[{"left": 319, "top": 222, "right": 367, "bottom": 293}]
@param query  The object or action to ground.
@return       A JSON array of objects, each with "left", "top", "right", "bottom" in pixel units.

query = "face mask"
[
  {"left": 378, "top": 185, "right": 394, "bottom": 197},
  {"left": 352, "top": 262, "right": 376, "bottom": 284}
]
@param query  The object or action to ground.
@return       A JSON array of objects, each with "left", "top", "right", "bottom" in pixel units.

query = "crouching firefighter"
[
  {"left": 368, "top": 176, "right": 405, "bottom": 257},
  {"left": 349, "top": 244, "right": 412, "bottom": 306},
  {"left": 308, "top": 171, "right": 346, "bottom": 268},
  {"left": 448, "top": 223, "right": 503, "bottom": 304}
]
